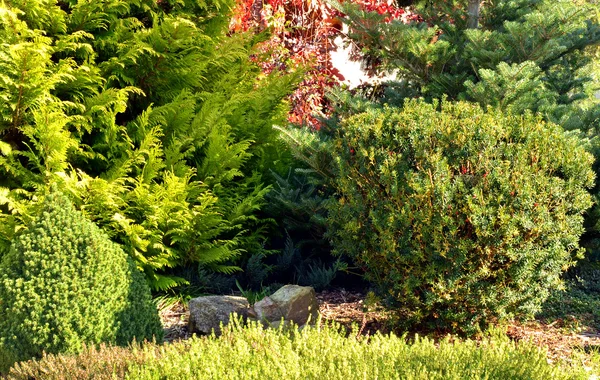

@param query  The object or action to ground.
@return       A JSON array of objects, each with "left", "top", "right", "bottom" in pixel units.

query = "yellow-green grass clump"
[{"left": 7, "top": 319, "right": 594, "bottom": 379}]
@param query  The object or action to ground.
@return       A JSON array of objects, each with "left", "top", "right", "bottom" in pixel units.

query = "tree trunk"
[{"left": 467, "top": 0, "right": 481, "bottom": 29}]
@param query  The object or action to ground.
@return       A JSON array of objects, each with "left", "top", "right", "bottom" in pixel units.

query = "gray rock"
[
  {"left": 188, "top": 295, "right": 249, "bottom": 335},
  {"left": 253, "top": 285, "right": 319, "bottom": 326},
  {"left": 252, "top": 295, "right": 283, "bottom": 321}
]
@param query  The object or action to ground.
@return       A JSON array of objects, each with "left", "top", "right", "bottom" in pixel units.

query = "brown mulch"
[
  {"left": 159, "top": 288, "right": 600, "bottom": 364},
  {"left": 159, "top": 301, "right": 191, "bottom": 342},
  {"left": 316, "top": 289, "right": 390, "bottom": 336},
  {"left": 507, "top": 322, "right": 600, "bottom": 364}
]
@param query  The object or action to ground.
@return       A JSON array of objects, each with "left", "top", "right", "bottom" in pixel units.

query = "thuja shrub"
[
  {"left": 0, "top": 191, "right": 163, "bottom": 372},
  {"left": 326, "top": 100, "right": 595, "bottom": 333}
]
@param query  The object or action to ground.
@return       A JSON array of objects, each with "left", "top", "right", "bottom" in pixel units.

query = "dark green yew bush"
[
  {"left": 327, "top": 100, "right": 595, "bottom": 333},
  {"left": 0, "top": 192, "right": 162, "bottom": 372}
]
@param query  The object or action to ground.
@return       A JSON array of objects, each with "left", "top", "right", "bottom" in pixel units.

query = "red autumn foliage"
[{"left": 230, "top": 0, "right": 417, "bottom": 129}]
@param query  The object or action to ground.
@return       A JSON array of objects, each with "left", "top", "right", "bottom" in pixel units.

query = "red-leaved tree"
[{"left": 230, "top": 0, "right": 419, "bottom": 129}]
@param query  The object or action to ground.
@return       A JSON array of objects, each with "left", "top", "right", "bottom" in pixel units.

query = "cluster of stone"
[{"left": 188, "top": 285, "right": 319, "bottom": 335}]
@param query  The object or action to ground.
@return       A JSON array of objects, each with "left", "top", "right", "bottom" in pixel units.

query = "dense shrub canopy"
[
  {"left": 0, "top": 0, "right": 298, "bottom": 291},
  {"left": 276, "top": 0, "right": 600, "bottom": 333},
  {"left": 340, "top": 0, "right": 600, "bottom": 131},
  {"left": 0, "top": 191, "right": 162, "bottom": 371},
  {"left": 325, "top": 100, "right": 594, "bottom": 333}
]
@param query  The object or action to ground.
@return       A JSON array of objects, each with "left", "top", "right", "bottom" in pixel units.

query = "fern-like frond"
[{"left": 149, "top": 274, "right": 190, "bottom": 292}]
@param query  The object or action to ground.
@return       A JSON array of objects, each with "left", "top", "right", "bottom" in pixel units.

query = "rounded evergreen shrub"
[
  {"left": 0, "top": 191, "right": 163, "bottom": 371},
  {"left": 327, "top": 100, "right": 595, "bottom": 333}
]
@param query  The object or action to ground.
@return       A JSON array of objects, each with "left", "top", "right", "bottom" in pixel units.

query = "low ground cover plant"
[
  {"left": 538, "top": 257, "right": 600, "bottom": 330},
  {"left": 6, "top": 320, "right": 593, "bottom": 379},
  {"left": 0, "top": 191, "right": 162, "bottom": 372}
]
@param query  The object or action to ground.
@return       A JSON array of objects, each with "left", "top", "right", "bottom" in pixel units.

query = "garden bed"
[
  {"left": 8, "top": 311, "right": 595, "bottom": 380},
  {"left": 160, "top": 288, "right": 600, "bottom": 366},
  {"left": 6, "top": 288, "right": 598, "bottom": 379}
]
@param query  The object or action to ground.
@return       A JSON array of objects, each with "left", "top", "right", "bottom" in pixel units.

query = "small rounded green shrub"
[
  {"left": 0, "top": 191, "right": 163, "bottom": 371},
  {"left": 327, "top": 100, "right": 595, "bottom": 333}
]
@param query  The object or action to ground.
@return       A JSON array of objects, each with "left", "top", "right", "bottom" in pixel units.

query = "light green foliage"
[
  {"left": 285, "top": 0, "right": 600, "bottom": 332},
  {"left": 0, "top": 0, "right": 297, "bottom": 290},
  {"left": 340, "top": 0, "right": 600, "bottom": 131},
  {"left": 0, "top": 191, "right": 162, "bottom": 372},
  {"left": 324, "top": 100, "right": 594, "bottom": 333},
  {"left": 7, "top": 320, "right": 593, "bottom": 379}
]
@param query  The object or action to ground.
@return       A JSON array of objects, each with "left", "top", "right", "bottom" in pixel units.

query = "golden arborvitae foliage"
[{"left": 0, "top": 0, "right": 299, "bottom": 291}]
